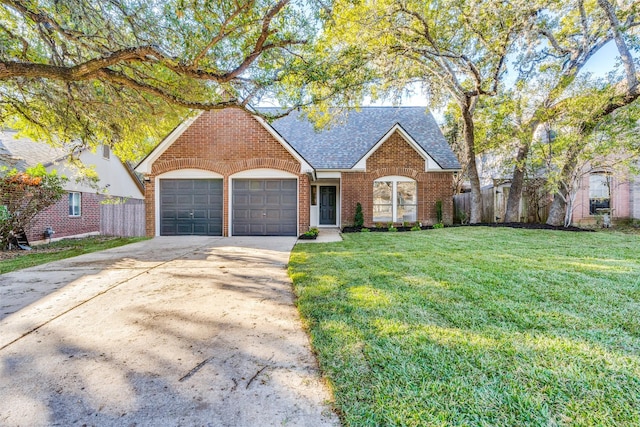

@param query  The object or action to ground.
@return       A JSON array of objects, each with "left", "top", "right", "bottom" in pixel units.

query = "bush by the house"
[{"left": 0, "top": 165, "right": 67, "bottom": 249}]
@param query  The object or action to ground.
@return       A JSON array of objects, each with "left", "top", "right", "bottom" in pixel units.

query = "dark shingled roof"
[
  {"left": 261, "top": 107, "right": 460, "bottom": 170},
  {"left": 0, "top": 130, "right": 68, "bottom": 171}
]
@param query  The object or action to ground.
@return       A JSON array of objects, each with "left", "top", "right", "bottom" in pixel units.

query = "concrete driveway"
[{"left": 0, "top": 237, "right": 339, "bottom": 427}]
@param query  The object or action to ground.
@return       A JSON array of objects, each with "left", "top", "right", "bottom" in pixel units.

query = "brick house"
[
  {"left": 135, "top": 107, "right": 461, "bottom": 237},
  {"left": 0, "top": 130, "right": 145, "bottom": 243}
]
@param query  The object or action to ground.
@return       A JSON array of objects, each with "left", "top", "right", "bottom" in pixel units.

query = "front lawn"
[{"left": 289, "top": 227, "right": 640, "bottom": 426}]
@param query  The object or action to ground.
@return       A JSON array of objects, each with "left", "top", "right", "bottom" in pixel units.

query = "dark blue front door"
[{"left": 319, "top": 186, "right": 336, "bottom": 225}]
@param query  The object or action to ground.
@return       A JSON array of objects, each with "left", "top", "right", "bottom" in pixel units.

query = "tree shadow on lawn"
[{"left": 292, "top": 243, "right": 640, "bottom": 425}]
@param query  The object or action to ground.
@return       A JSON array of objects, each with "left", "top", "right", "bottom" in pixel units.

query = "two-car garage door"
[{"left": 159, "top": 178, "right": 297, "bottom": 236}]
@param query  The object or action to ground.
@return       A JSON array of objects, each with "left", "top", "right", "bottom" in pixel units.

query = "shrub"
[
  {"left": 433, "top": 222, "right": 444, "bottom": 229},
  {"left": 1, "top": 165, "right": 67, "bottom": 249},
  {"left": 410, "top": 226, "right": 421, "bottom": 231},
  {"left": 354, "top": 202, "right": 364, "bottom": 228},
  {"left": 388, "top": 226, "right": 398, "bottom": 232},
  {"left": 436, "top": 200, "right": 443, "bottom": 224},
  {"left": 360, "top": 228, "right": 371, "bottom": 233}
]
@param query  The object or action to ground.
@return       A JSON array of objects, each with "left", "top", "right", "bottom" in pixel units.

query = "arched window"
[{"left": 373, "top": 176, "right": 417, "bottom": 223}]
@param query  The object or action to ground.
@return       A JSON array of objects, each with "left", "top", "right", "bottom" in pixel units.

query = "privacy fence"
[
  {"left": 100, "top": 198, "right": 146, "bottom": 237},
  {"left": 453, "top": 185, "right": 550, "bottom": 224}
]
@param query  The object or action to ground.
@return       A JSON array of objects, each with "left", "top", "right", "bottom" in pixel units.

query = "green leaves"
[
  {"left": 0, "top": 0, "right": 322, "bottom": 161},
  {"left": 0, "top": 163, "right": 68, "bottom": 248}
]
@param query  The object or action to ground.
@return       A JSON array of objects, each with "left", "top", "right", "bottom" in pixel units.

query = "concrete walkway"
[
  {"left": 297, "top": 228, "right": 343, "bottom": 244},
  {"left": 0, "top": 237, "right": 339, "bottom": 427}
]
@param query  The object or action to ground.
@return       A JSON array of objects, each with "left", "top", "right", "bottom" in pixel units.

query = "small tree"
[
  {"left": 354, "top": 202, "right": 364, "bottom": 228},
  {"left": 0, "top": 165, "right": 67, "bottom": 249}
]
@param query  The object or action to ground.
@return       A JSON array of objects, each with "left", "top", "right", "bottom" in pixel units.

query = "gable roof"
[
  {"left": 134, "top": 109, "right": 314, "bottom": 174},
  {"left": 263, "top": 107, "right": 461, "bottom": 170},
  {"left": 0, "top": 130, "right": 145, "bottom": 194},
  {"left": 0, "top": 130, "right": 68, "bottom": 171}
]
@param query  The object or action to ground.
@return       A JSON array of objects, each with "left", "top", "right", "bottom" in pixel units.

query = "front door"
[{"left": 319, "top": 186, "right": 337, "bottom": 225}]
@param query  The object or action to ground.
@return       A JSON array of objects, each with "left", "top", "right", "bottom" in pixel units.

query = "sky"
[{"left": 386, "top": 40, "right": 625, "bottom": 122}]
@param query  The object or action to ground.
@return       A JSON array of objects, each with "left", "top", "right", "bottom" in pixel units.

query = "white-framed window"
[
  {"left": 69, "top": 192, "right": 81, "bottom": 217},
  {"left": 102, "top": 144, "right": 110, "bottom": 160},
  {"left": 589, "top": 173, "right": 611, "bottom": 215},
  {"left": 373, "top": 176, "right": 417, "bottom": 223}
]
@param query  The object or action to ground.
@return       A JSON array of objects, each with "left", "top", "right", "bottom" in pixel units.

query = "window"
[
  {"left": 310, "top": 186, "right": 317, "bottom": 206},
  {"left": 69, "top": 192, "right": 81, "bottom": 217},
  {"left": 102, "top": 144, "right": 110, "bottom": 159},
  {"left": 373, "top": 177, "right": 417, "bottom": 223},
  {"left": 589, "top": 173, "right": 611, "bottom": 215}
]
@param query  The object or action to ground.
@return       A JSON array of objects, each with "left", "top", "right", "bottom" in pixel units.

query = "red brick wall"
[
  {"left": 27, "top": 192, "right": 101, "bottom": 242},
  {"left": 341, "top": 131, "right": 454, "bottom": 227},
  {"left": 145, "top": 108, "right": 309, "bottom": 236}
]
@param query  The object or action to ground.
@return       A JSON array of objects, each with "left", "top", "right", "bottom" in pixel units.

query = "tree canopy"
[{"left": 0, "top": 0, "right": 322, "bottom": 160}]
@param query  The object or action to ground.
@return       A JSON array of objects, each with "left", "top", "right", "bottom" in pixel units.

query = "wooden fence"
[
  {"left": 100, "top": 199, "right": 146, "bottom": 237},
  {"left": 453, "top": 189, "right": 495, "bottom": 223},
  {"left": 453, "top": 186, "right": 550, "bottom": 224}
]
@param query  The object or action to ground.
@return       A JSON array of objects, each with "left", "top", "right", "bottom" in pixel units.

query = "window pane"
[
  {"left": 373, "top": 181, "right": 393, "bottom": 223},
  {"left": 373, "top": 181, "right": 392, "bottom": 204},
  {"left": 589, "top": 174, "right": 610, "bottom": 199},
  {"left": 397, "top": 205, "right": 416, "bottom": 222},
  {"left": 69, "top": 193, "right": 81, "bottom": 216},
  {"left": 310, "top": 186, "right": 317, "bottom": 206},
  {"left": 397, "top": 181, "right": 417, "bottom": 205},
  {"left": 589, "top": 198, "right": 610, "bottom": 215},
  {"left": 373, "top": 205, "right": 393, "bottom": 223}
]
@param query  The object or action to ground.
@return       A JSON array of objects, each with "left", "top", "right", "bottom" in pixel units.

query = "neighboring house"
[
  {"left": 134, "top": 107, "right": 461, "bottom": 237},
  {"left": 465, "top": 152, "right": 640, "bottom": 225},
  {"left": 0, "top": 130, "right": 145, "bottom": 243}
]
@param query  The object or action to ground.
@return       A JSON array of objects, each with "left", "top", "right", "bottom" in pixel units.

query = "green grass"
[
  {"left": 289, "top": 227, "right": 640, "bottom": 426},
  {"left": 0, "top": 236, "right": 148, "bottom": 274}
]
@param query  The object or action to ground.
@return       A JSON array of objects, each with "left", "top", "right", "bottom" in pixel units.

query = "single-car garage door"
[
  {"left": 160, "top": 179, "right": 223, "bottom": 235},
  {"left": 232, "top": 179, "right": 297, "bottom": 236}
]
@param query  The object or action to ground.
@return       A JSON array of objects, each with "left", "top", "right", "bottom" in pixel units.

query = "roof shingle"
[{"left": 263, "top": 107, "right": 460, "bottom": 170}]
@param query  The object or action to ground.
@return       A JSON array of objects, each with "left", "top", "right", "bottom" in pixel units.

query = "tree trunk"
[
  {"left": 461, "top": 106, "right": 483, "bottom": 223},
  {"left": 546, "top": 192, "right": 567, "bottom": 226},
  {"left": 546, "top": 143, "right": 582, "bottom": 226},
  {"left": 504, "top": 141, "right": 530, "bottom": 222}
]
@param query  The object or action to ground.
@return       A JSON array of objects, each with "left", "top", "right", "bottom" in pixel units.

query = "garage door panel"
[
  {"left": 281, "top": 209, "right": 297, "bottom": 220},
  {"left": 161, "top": 210, "right": 177, "bottom": 219},
  {"left": 192, "top": 194, "right": 209, "bottom": 205},
  {"left": 160, "top": 179, "right": 223, "bottom": 236},
  {"left": 161, "top": 194, "right": 177, "bottom": 205},
  {"left": 265, "top": 181, "right": 282, "bottom": 191},
  {"left": 177, "top": 180, "right": 195, "bottom": 191},
  {"left": 232, "top": 178, "right": 297, "bottom": 236},
  {"left": 249, "top": 194, "right": 265, "bottom": 204},
  {"left": 250, "top": 209, "right": 264, "bottom": 219},
  {"left": 281, "top": 180, "right": 297, "bottom": 191},
  {"left": 281, "top": 194, "right": 297, "bottom": 205},
  {"left": 265, "top": 194, "right": 281, "bottom": 205},
  {"left": 176, "top": 194, "right": 193, "bottom": 205},
  {"left": 250, "top": 181, "right": 264, "bottom": 190}
]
